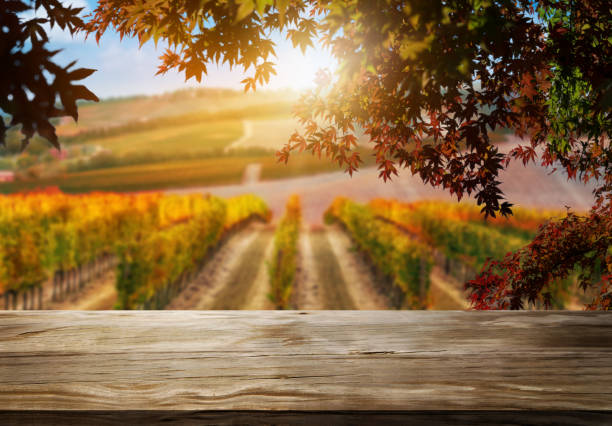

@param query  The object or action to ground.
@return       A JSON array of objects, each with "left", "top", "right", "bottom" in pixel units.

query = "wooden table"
[{"left": 1, "top": 311, "right": 611, "bottom": 424}]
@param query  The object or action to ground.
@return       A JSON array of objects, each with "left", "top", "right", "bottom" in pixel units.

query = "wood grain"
[
  {"left": 0, "top": 311, "right": 611, "bottom": 413},
  {"left": 2, "top": 410, "right": 612, "bottom": 425}
]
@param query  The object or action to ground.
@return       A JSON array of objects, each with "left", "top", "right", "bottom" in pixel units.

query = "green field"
[
  {"left": 0, "top": 87, "right": 507, "bottom": 194},
  {"left": 83, "top": 119, "right": 243, "bottom": 156},
  {"left": 0, "top": 157, "right": 249, "bottom": 193},
  {"left": 0, "top": 151, "right": 360, "bottom": 193},
  {"left": 260, "top": 151, "right": 374, "bottom": 180},
  {"left": 55, "top": 89, "right": 298, "bottom": 137},
  {"left": 0, "top": 87, "right": 372, "bottom": 193}
]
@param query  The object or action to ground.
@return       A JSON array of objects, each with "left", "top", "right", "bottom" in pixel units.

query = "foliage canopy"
[{"left": 1, "top": 0, "right": 98, "bottom": 150}]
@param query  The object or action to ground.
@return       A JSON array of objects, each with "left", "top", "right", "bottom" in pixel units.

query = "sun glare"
[{"left": 269, "top": 39, "right": 337, "bottom": 91}]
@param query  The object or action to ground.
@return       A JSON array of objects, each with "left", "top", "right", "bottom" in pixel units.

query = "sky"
[{"left": 38, "top": 1, "right": 337, "bottom": 99}]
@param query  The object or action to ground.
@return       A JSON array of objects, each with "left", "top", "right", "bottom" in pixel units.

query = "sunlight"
[
  {"left": 268, "top": 39, "right": 337, "bottom": 91},
  {"left": 1, "top": 1, "right": 608, "bottom": 419}
]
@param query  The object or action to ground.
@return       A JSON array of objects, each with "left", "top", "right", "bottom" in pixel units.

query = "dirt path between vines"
[
  {"left": 294, "top": 224, "right": 472, "bottom": 310},
  {"left": 46, "top": 222, "right": 473, "bottom": 311},
  {"left": 210, "top": 228, "right": 274, "bottom": 309},
  {"left": 291, "top": 226, "right": 322, "bottom": 309},
  {"left": 293, "top": 225, "right": 391, "bottom": 310},
  {"left": 310, "top": 228, "right": 356, "bottom": 309},
  {"left": 428, "top": 267, "right": 470, "bottom": 310},
  {"left": 45, "top": 271, "right": 117, "bottom": 310},
  {"left": 325, "top": 227, "right": 391, "bottom": 309},
  {"left": 167, "top": 222, "right": 274, "bottom": 310}
]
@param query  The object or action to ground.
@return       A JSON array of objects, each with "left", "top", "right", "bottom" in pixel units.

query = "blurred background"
[{"left": 0, "top": 0, "right": 599, "bottom": 312}]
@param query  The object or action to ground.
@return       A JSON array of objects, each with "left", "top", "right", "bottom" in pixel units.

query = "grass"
[
  {"left": 85, "top": 119, "right": 243, "bottom": 156},
  {"left": 56, "top": 88, "right": 298, "bottom": 137},
  {"left": 0, "top": 157, "right": 253, "bottom": 193},
  {"left": 261, "top": 148, "right": 378, "bottom": 181},
  {"left": 261, "top": 155, "right": 348, "bottom": 180},
  {"left": 1, "top": 150, "right": 376, "bottom": 194},
  {"left": 59, "top": 102, "right": 296, "bottom": 145},
  {"left": 233, "top": 117, "right": 298, "bottom": 150}
]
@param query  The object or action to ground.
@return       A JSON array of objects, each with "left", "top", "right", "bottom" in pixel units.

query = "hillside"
[{"left": 0, "top": 88, "right": 366, "bottom": 192}]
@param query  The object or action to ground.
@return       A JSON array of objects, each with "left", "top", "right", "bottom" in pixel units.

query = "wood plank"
[
  {"left": 2, "top": 410, "right": 612, "bottom": 425},
  {"left": 0, "top": 311, "right": 611, "bottom": 413}
]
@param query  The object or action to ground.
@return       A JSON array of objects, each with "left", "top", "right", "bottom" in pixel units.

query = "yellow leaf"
[{"left": 235, "top": 0, "right": 255, "bottom": 23}]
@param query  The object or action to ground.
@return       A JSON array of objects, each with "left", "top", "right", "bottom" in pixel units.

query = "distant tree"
[{"left": 2, "top": 0, "right": 610, "bottom": 308}]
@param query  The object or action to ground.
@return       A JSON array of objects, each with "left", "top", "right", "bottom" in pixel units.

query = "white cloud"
[{"left": 15, "top": 1, "right": 337, "bottom": 97}]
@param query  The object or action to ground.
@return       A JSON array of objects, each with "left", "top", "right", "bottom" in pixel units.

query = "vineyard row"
[{"left": 0, "top": 190, "right": 270, "bottom": 309}]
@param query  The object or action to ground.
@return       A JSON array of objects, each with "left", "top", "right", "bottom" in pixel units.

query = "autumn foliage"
[
  {"left": 117, "top": 194, "right": 270, "bottom": 309},
  {"left": 1, "top": 0, "right": 98, "bottom": 150},
  {"left": 268, "top": 194, "right": 301, "bottom": 309},
  {"left": 467, "top": 209, "right": 611, "bottom": 310},
  {"left": 0, "top": 189, "right": 270, "bottom": 309},
  {"left": 1, "top": 0, "right": 610, "bottom": 309},
  {"left": 325, "top": 197, "right": 432, "bottom": 309},
  {"left": 368, "top": 198, "right": 583, "bottom": 308}
]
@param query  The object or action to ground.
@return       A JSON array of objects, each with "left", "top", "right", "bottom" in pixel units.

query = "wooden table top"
[{"left": 1, "top": 311, "right": 610, "bottom": 423}]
